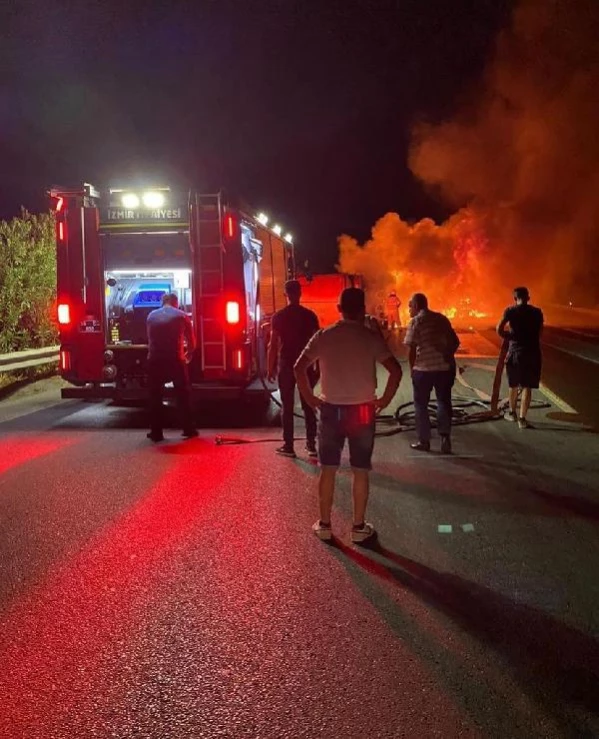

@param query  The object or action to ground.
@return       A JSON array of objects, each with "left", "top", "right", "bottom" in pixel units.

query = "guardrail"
[{"left": 0, "top": 346, "right": 60, "bottom": 373}]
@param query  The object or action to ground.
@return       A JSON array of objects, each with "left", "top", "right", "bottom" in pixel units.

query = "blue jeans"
[{"left": 412, "top": 370, "right": 454, "bottom": 442}]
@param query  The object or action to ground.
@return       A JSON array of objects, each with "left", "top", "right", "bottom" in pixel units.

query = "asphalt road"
[{"left": 0, "top": 345, "right": 598, "bottom": 738}]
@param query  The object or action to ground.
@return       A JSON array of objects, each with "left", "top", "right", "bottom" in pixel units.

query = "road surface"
[{"left": 0, "top": 335, "right": 597, "bottom": 738}]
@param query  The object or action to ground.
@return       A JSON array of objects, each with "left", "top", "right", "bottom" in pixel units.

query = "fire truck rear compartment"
[{"left": 100, "top": 232, "right": 193, "bottom": 387}]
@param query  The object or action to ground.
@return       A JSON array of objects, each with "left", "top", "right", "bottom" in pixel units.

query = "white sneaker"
[
  {"left": 312, "top": 520, "right": 332, "bottom": 541},
  {"left": 351, "top": 522, "right": 376, "bottom": 544},
  {"left": 503, "top": 411, "right": 517, "bottom": 422}
]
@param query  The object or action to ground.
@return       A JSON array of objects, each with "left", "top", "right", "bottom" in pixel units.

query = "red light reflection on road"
[
  {"left": 0, "top": 439, "right": 233, "bottom": 736},
  {"left": 0, "top": 435, "right": 76, "bottom": 478}
]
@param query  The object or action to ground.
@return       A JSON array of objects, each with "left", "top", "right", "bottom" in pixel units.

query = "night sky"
[{"left": 1, "top": 0, "right": 512, "bottom": 271}]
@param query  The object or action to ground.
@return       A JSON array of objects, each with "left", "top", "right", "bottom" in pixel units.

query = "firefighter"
[
  {"left": 146, "top": 292, "right": 197, "bottom": 442},
  {"left": 268, "top": 280, "right": 320, "bottom": 458},
  {"left": 387, "top": 291, "right": 401, "bottom": 330}
]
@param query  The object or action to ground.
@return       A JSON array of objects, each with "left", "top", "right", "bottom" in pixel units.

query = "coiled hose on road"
[{"left": 216, "top": 370, "right": 549, "bottom": 445}]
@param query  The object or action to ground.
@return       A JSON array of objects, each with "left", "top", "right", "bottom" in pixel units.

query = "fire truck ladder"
[{"left": 195, "top": 193, "right": 227, "bottom": 373}]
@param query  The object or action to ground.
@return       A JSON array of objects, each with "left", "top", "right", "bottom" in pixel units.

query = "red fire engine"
[{"left": 50, "top": 184, "right": 293, "bottom": 401}]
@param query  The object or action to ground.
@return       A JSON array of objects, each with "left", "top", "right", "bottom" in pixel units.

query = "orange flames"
[{"left": 338, "top": 207, "right": 496, "bottom": 327}]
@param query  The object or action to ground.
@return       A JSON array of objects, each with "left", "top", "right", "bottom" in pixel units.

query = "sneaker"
[
  {"left": 504, "top": 411, "right": 518, "bottom": 422},
  {"left": 305, "top": 441, "right": 318, "bottom": 458},
  {"left": 312, "top": 520, "right": 332, "bottom": 540},
  {"left": 275, "top": 445, "right": 296, "bottom": 458},
  {"left": 440, "top": 435, "right": 452, "bottom": 455},
  {"left": 518, "top": 417, "right": 533, "bottom": 429},
  {"left": 410, "top": 441, "right": 430, "bottom": 452},
  {"left": 351, "top": 522, "right": 376, "bottom": 544}
]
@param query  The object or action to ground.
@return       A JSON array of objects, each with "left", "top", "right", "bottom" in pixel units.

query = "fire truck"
[{"left": 50, "top": 183, "right": 293, "bottom": 401}]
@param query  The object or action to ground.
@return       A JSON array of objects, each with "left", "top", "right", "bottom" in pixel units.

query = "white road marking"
[
  {"left": 462, "top": 523, "right": 475, "bottom": 533},
  {"left": 437, "top": 525, "right": 453, "bottom": 533},
  {"left": 538, "top": 383, "right": 578, "bottom": 414}
]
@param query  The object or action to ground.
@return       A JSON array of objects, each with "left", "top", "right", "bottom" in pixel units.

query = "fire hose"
[{"left": 216, "top": 341, "right": 549, "bottom": 445}]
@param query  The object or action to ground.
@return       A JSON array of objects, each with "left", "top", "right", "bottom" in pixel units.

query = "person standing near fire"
[
  {"left": 268, "top": 280, "right": 320, "bottom": 458},
  {"left": 496, "top": 286, "right": 544, "bottom": 429},
  {"left": 404, "top": 292, "right": 460, "bottom": 454},
  {"left": 294, "top": 287, "right": 402, "bottom": 542}
]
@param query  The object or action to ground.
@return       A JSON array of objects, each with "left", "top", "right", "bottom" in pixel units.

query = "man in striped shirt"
[{"left": 404, "top": 293, "right": 459, "bottom": 454}]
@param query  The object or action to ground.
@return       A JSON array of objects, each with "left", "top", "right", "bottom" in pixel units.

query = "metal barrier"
[{"left": 0, "top": 346, "right": 60, "bottom": 373}]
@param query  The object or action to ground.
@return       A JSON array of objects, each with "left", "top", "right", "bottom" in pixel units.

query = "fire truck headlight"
[
  {"left": 121, "top": 193, "right": 140, "bottom": 209},
  {"left": 142, "top": 191, "right": 166, "bottom": 208},
  {"left": 102, "top": 364, "right": 117, "bottom": 380},
  {"left": 104, "top": 349, "right": 115, "bottom": 363}
]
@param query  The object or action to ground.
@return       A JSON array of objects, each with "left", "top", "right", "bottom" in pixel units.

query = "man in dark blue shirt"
[
  {"left": 146, "top": 293, "right": 197, "bottom": 441},
  {"left": 496, "top": 286, "right": 544, "bottom": 429},
  {"left": 268, "top": 280, "right": 319, "bottom": 458}
]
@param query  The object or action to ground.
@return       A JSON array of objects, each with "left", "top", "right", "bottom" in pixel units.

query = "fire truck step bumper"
[{"left": 61, "top": 382, "right": 268, "bottom": 402}]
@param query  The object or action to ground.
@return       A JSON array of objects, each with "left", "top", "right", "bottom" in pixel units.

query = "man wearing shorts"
[
  {"left": 496, "top": 286, "right": 544, "bottom": 429},
  {"left": 294, "top": 288, "right": 402, "bottom": 543}
]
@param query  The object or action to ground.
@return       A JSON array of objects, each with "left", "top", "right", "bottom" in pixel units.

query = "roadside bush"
[{"left": 0, "top": 210, "right": 57, "bottom": 353}]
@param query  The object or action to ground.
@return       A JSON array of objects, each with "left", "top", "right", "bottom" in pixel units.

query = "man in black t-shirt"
[
  {"left": 268, "top": 280, "right": 320, "bottom": 458},
  {"left": 496, "top": 286, "right": 544, "bottom": 429}
]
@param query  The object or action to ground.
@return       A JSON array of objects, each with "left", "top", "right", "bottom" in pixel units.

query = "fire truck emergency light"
[
  {"left": 121, "top": 193, "right": 140, "bottom": 209},
  {"left": 273, "top": 224, "right": 282, "bottom": 236},
  {"left": 284, "top": 233, "right": 293, "bottom": 244},
  {"left": 142, "top": 191, "right": 166, "bottom": 208},
  {"left": 257, "top": 213, "right": 269, "bottom": 226},
  {"left": 57, "top": 303, "right": 71, "bottom": 325}
]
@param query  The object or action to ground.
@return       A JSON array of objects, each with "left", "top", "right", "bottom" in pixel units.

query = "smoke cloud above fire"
[{"left": 338, "top": 0, "right": 599, "bottom": 318}]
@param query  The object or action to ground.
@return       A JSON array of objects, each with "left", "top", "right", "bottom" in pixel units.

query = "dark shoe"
[
  {"left": 410, "top": 441, "right": 430, "bottom": 452},
  {"left": 518, "top": 417, "right": 533, "bottom": 429},
  {"left": 440, "top": 435, "right": 452, "bottom": 455},
  {"left": 305, "top": 441, "right": 318, "bottom": 458},
  {"left": 147, "top": 432, "right": 164, "bottom": 443},
  {"left": 275, "top": 445, "right": 296, "bottom": 458},
  {"left": 182, "top": 429, "right": 198, "bottom": 439}
]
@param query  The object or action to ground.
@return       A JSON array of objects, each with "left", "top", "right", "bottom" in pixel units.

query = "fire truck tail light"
[
  {"left": 233, "top": 349, "right": 244, "bottom": 370},
  {"left": 226, "top": 301, "right": 240, "bottom": 325},
  {"left": 224, "top": 214, "right": 236, "bottom": 239},
  {"left": 55, "top": 197, "right": 64, "bottom": 212},
  {"left": 57, "top": 303, "right": 71, "bottom": 325},
  {"left": 59, "top": 350, "right": 71, "bottom": 372},
  {"left": 58, "top": 222, "right": 65, "bottom": 241}
]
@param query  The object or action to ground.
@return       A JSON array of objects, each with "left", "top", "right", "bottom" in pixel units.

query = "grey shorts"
[{"left": 318, "top": 403, "right": 376, "bottom": 470}]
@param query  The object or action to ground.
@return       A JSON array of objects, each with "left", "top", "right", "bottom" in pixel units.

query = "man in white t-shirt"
[{"left": 294, "top": 288, "right": 402, "bottom": 543}]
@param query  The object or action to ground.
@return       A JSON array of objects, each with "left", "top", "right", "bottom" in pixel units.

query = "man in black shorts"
[
  {"left": 268, "top": 280, "right": 320, "bottom": 458},
  {"left": 496, "top": 286, "right": 544, "bottom": 429},
  {"left": 294, "top": 288, "right": 402, "bottom": 543}
]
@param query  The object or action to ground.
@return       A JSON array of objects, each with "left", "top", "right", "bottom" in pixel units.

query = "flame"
[{"left": 337, "top": 208, "right": 496, "bottom": 326}]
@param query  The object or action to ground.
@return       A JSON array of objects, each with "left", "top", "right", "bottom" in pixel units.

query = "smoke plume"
[{"left": 339, "top": 0, "right": 599, "bottom": 316}]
